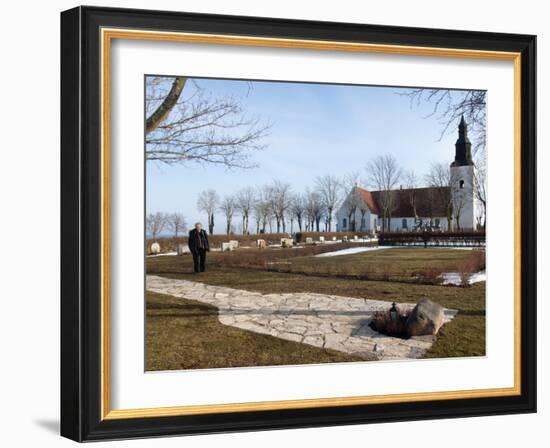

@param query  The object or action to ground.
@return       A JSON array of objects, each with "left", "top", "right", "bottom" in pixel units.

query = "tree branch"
[{"left": 145, "top": 77, "right": 186, "bottom": 134}]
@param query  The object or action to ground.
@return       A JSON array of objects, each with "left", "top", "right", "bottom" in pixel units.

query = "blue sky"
[{"left": 146, "top": 77, "right": 480, "bottom": 234}]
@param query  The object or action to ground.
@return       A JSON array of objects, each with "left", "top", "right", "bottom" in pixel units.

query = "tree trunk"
[
  {"left": 145, "top": 77, "right": 186, "bottom": 134},
  {"left": 208, "top": 214, "right": 215, "bottom": 235}
]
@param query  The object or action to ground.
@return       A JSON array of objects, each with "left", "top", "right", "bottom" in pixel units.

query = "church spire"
[{"left": 451, "top": 115, "right": 474, "bottom": 167}]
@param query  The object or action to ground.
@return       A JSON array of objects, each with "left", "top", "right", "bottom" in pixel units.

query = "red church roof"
[
  {"left": 354, "top": 186, "right": 450, "bottom": 218},
  {"left": 355, "top": 187, "right": 380, "bottom": 214}
]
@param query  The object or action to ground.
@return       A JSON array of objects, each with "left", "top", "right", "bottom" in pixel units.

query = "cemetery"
[
  {"left": 145, "top": 232, "right": 485, "bottom": 371},
  {"left": 143, "top": 114, "right": 487, "bottom": 371}
]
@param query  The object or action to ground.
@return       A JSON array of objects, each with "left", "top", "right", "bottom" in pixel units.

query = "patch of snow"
[
  {"left": 146, "top": 251, "right": 178, "bottom": 258},
  {"left": 349, "top": 238, "right": 379, "bottom": 244},
  {"left": 429, "top": 246, "right": 480, "bottom": 250},
  {"left": 315, "top": 246, "right": 393, "bottom": 257},
  {"left": 440, "top": 270, "right": 486, "bottom": 285}
]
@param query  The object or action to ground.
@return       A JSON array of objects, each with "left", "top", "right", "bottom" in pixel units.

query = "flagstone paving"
[{"left": 146, "top": 275, "right": 458, "bottom": 361}]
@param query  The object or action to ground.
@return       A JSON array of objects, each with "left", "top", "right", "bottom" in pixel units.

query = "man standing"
[{"left": 188, "top": 222, "right": 210, "bottom": 273}]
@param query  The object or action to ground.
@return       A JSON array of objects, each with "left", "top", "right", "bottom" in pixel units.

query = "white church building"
[{"left": 335, "top": 116, "right": 479, "bottom": 233}]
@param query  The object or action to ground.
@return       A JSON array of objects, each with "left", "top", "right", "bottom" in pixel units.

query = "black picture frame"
[{"left": 61, "top": 5, "right": 536, "bottom": 442}]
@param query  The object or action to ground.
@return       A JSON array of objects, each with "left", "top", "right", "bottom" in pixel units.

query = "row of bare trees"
[
  {"left": 146, "top": 212, "right": 187, "bottom": 239},
  {"left": 196, "top": 175, "right": 345, "bottom": 235},
  {"left": 149, "top": 156, "right": 485, "bottom": 239}
]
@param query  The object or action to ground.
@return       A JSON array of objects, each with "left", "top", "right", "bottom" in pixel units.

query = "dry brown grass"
[{"left": 457, "top": 250, "right": 486, "bottom": 287}]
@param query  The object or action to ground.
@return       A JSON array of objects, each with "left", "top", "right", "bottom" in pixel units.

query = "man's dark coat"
[{"left": 188, "top": 228, "right": 210, "bottom": 252}]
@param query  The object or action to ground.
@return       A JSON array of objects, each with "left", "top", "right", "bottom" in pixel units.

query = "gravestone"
[
  {"left": 257, "top": 239, "right": 266, "bottom": 249},
  {"left": 229, "top": 240, "right": 239, "bottom": 250},
  {"left": 319, "top": 236, "right": 325, "bottom": 243},
  {"left": 305, "top": 237, "right": 314, "bottom": 244},
  {"left": 332, "top": 236, "right": 337, "bottom": 241},
  {"left": 177, "top": 243, "right": 190, "bottom": 255},
  {"left": 343, "top": 235, "right": 348, "bottom": 242},
  {"left": 354, "top": 235, "right": 358, "bottom": 240},
  {"left": 150, "top": 242, "right": 161, "bottom": 255},
  {"left": 222, "top": 242, "right": 233, "bottom": 252},
  {"left": 281, "top": 238, "right": 294, "bottom": 248}
]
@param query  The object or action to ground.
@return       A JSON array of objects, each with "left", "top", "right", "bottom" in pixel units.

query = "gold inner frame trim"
[{"left": 100, "top": 27, "right": 522, "bottom": 421}]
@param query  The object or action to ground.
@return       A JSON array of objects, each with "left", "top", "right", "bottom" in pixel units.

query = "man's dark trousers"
[{"left": 192, "top": 249, "right": 207, "bottom": 273}]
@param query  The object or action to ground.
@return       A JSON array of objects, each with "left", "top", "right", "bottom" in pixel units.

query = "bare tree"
[
  {"left": 404, "top": 170, "right": 419, "bottom": 220},
  {"left": 305, "top": 189, "right": 325, "bottom": 232},
  {"left": 358, "top": 201, "right": 369, "bottom": 232},
  {"left": 166, "top": 212, "right": 187, "bottom": 237},
  {"left": 290, "top": 194, "right": 306, "bottom": 232},
  {"left": 342, "top": 171, "right": 362, "bottom": 232},
  {"left": 252, "top": 201, "right": 263, "bottom": 234},
  {"left": 253, "top": 186, "right": 273, "bottom": 234},
  {"left": 219, "top": 196, "right": 236, "bottom": 235},
  {"left": 400, "top": 88, "right": 486, "bottom": 156},
  {"left": 315, "top": 174, "right": 342, "bottom": 232},
  {"left": 146, "top": 212, "right": 167, "bottom": 239},
  {"left": 268, "top": 180, "right": 292, "bottom": 233},
  {"left": 145, "top": 77, "right": 270, "bottom": 168},
  {"left": 366, "top": 155, "right": 402, "bottom": 231},
  {"left": 197, "top": 189, "right": 220, "bottom": 234},
  {"left": 234, "top": 187, "right": 255, "bottom": 235},
  {"left": 473, "top": 157, "right": 487, "bottom": 229},
  {"left": 146, "top": 77, "right": 187, "bottom": 134},
  {"left": 425, "top": 162, "right": 453, "bottom": 229}
]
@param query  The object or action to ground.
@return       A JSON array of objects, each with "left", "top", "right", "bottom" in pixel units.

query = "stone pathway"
[{"left": 147, "top": 275, "right": 457, "bottom": 361}]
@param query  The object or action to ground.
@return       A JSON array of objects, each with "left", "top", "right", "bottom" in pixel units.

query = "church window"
[
  {"left": 435, "top": 218, "right": 440, "bottom": 226},
  {"left": 402, "top": 218, "right": 407, "bottom": 229},
  {"left": 342, "top": 218, "right": 347, "bottom": 229},
  {"left": 459, "top": 179, "right": 465, "bottom": 189}
]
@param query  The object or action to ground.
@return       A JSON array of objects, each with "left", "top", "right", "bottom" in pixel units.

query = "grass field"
[
  {"left": 149, "top": 245, "right": 483, "bottom": 285},
  {"left": 146, "top": 246, "right": 485, "bottom": 370},
  {"left": 284, "top": 247, "right": 481, "bottom": 281}
]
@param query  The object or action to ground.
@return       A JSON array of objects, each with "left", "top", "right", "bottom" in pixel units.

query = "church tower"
[{"left": 450, "top": 116, "right": 477, "bottom": 230}]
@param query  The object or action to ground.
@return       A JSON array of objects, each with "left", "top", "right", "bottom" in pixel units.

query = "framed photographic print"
[{"left": 60, "top": 6, "right": 536, "bottom": 442}]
